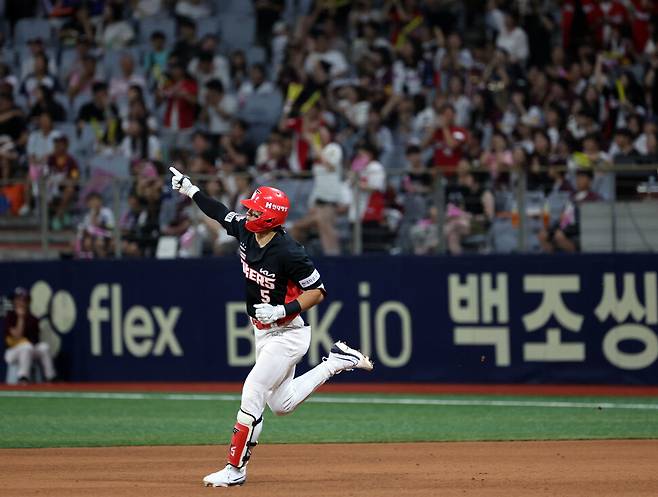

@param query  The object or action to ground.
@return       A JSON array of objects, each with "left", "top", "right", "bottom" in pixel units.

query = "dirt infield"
[{"left": 2, "top": 440, "right": 657, "bottom": 497}]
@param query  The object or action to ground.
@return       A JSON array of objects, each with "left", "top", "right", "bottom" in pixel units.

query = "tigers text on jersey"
[{"left": 219, "top": 210, "right": 325, "bottom": 326}]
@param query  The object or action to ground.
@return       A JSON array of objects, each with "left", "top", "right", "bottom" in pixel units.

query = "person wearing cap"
[{"left": 4, "top": 288, "right": 57, "bottom": 384}]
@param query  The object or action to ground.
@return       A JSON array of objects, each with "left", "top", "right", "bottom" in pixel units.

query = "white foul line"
[{"left": 0, "top": 391, "right": 657, "bottom": 410}]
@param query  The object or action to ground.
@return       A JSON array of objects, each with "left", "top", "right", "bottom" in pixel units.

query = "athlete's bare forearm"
[{"left": 296, "top": 288, "right": 325, "bottom": 312}]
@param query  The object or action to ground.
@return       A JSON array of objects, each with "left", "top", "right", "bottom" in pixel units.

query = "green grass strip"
[{"left": 0, "top": 391, "right": 657, "bottom": 448}]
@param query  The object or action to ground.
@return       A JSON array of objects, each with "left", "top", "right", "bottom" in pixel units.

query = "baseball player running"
[{"left": 170, "top": 166, "right": 374, "bottom": 488}]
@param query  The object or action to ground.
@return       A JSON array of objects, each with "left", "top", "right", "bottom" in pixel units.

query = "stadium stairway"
[{"left": 0, "top": 216, "right": 72, "bottom": 260}]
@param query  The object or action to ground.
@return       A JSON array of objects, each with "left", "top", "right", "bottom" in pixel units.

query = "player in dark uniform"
[{"left": 169, "top": 166, "right": 374, "bottom": 488}]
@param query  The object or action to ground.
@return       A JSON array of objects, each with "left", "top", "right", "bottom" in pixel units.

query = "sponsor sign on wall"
[{"left": 1, "top": 255, "right": 657, "bottom": 383}]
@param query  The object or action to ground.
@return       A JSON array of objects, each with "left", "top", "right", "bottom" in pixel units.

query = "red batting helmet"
[{"left": 240, "top": 186, "right": 290, "bottom": 233}]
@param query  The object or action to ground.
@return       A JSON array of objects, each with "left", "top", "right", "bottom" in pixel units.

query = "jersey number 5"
[{"left": 260, "top": 289, "right": 270, "bottom": 303}]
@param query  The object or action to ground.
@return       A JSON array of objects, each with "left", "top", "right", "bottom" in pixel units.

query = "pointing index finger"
[{"left": 169, "top": 166, "right": 182, "bottom": 177}]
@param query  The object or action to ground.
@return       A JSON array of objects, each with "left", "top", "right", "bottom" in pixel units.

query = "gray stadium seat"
[
  {"left": 56, "top": 122, "right": 77, "bottom": 143},
  {"left": 214, "top": 0, "right": 254, "bottom": 15},
  {"left": 268, "top": 178, "right": 313, "bottom": 223},
  {"left": 58, "top": 48, "right": 77, "bottom": 85},
  {"left": 238, "top": 90, "right": 283, "bottom": 126},
  {"left": 89, "top": 153, "right": 131, "bottom": 178},
  {"left": 102, "top": 47, "right": 143, "bottom": 78},
  {"left": 545, "top": 190, "right": 571, "bottom": 225},
  {"left": 197, "top": 17, "right": 220, "bottom": 39},
  {"left": 491, "top": 218, "right": 517, "bottom": 253},
  {"left": 581, "top": 201, "right": 658, "bottom": 252},
  {"left": 246, "top": 46, "right": 266, "bottom": 66},
  {"left": 238, "top": 90, "right": 283, "bottom": 146},
  {"left": 220, "top": 15, "right": 255, "bottom": 53},
  {"left": 14, "top": 18, "right": 52, "bottom": 46}
]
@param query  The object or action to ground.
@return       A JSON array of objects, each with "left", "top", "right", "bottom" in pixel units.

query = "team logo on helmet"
[{"left": 240, "top": 186, "right": 290, "bottom": 233}]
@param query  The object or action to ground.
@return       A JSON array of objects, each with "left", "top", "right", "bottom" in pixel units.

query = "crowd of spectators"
[{"left": 0, "top": 0, "right": 657, "bottom": 258}]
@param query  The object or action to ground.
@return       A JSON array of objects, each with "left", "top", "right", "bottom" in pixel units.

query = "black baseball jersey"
[{"left": 193, "top": 191, "right": 325, "bottom": 324}]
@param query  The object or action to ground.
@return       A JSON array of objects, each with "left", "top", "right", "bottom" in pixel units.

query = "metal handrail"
[{"left": 1, "top": 163, "right": 658, "bottom": 258}]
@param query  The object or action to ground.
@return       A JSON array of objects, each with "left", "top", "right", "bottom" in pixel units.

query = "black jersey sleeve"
[
  {"left": 283, "top": 242, "right": 326, "bottom": 294},
  {"left": 192, "top": 190, "right": 243, "bottom": 237}
]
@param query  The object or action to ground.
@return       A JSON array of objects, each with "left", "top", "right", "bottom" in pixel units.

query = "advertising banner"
[{"left": 1, "top": 255, "right": 657, "bottom": 384}]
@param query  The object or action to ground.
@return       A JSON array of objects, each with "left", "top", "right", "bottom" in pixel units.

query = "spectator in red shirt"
[
  {"left": 630, "top": 0, "right": 654, "bottom": 53},
  {"left": 157, "top": 61, "right": 198, "bottom": 158},
  {"left": 422, "top": 103, "right": 468, "bottom": 176}
]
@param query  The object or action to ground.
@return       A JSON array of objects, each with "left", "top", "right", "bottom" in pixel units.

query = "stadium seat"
[
  {"left": 238, "top": 90, "right": 283, "bottom": 126},
  {"left": 246, "top": 45, "right": 266, "bottom": 66},
  {"left": 270, "top": 178, "right": 314, "bottom": 223},
  {"left": 89, "top": 154, "right": 131, "bottom": 178},
  {"left": 197, "top": 17, "right": 220, "bottom": 39},
  {"left": 14, "top": 18, "right": 52, "bottom": 46},
  {"left": 238, "top": 90, "right": 283, "bottom": 146},
  {"left": 56, "top": 122, "right": 77, "bottom": 143},
  {"left": 214, "top": 0, "right": 254, "bottom": 16},
  {"left": 102, "top": 46, "right": 143, "bottom": 78},
  {"left": 545, "top": 190, "right": 571, "bottom": 225},
  {"left": 58, "top": 48, "right": 78, "bottom": 85},
  {"left": 138, "top": 16, "right": 176, "bottom": 47},
  {"left": 490, "top": 218, "right": 517, "bottom": 253},
  {"left": 220, "top": 14, "right": 255, "bottom": 53},
  {"left": 71, "top": 93, "right": 89, "bottom": 120}
]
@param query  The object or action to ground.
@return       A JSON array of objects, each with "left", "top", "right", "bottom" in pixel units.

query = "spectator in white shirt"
[
  {"left": 27, "top": 112, "right": 57, "bottom": 169},
  {"left": 20, "top": 53, "right": 59, "bottom": 107},
  {"left": 392, "top": 39, "right": 423, "bottom": 96},
  {"left": 495, "top": 11, "right": 529, "bottom": 65},
  {"left": 175, "top": 0, "right": 211, "bottom": 20},
  {"left": 26, "top": 112, "right": 58, "bottom": 212},
  {"left": 348, "top": 141, "right": 386, "bottom": 225},
  {"left": 109, "top": 53, "right": 147, "bottom": 112},
  {"left": 98, "top": 4, "right": 135, "bottom": 50},
  {"left": 291, "top": 142, "right": 344, "bottom": 255},
  {"left": 20, "top": 38, "right": 57, "bottom": 81},
  {"left": 304, "top": 30, "right": 349, "bottom": 78},
  {"left": 188, "top": 45, "right": 231, "bottom": 102},
  {"left": 201, "top": 79, "right": 238, "bottom": 137},
  {"left": 237, "top": 64, "right": 275, "bottom": 105},
  {"left": 119, "top": 118, "right": 162, "bottom": 161}
]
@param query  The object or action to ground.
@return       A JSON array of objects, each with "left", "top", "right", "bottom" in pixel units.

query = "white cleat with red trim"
[{"left": 203, "top": 464, "right": 246, "bottom": 487}]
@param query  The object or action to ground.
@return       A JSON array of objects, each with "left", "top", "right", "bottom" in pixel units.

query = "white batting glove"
[
  {"left": 169, "top": 166, "right": 199, "bottom": 198},
  {"left": 254, "top": 303, "right": 286, "bottom": 324}
]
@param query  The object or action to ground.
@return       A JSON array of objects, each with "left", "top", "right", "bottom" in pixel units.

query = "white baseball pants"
[
  {"left": 4, "top": 342, "right": 56, "bottom": 381},
  {"left": 240, "top": 316, "right": 334, "bottom": 418}
]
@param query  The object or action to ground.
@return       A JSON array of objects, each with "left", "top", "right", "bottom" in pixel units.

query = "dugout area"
[{"left": 1, "top": 383, "right": 658, "bottom": 497}]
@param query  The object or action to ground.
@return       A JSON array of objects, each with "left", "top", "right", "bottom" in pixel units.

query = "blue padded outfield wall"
[{"left": 1, "top": 255, "right": 657, "bottom": 384}]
